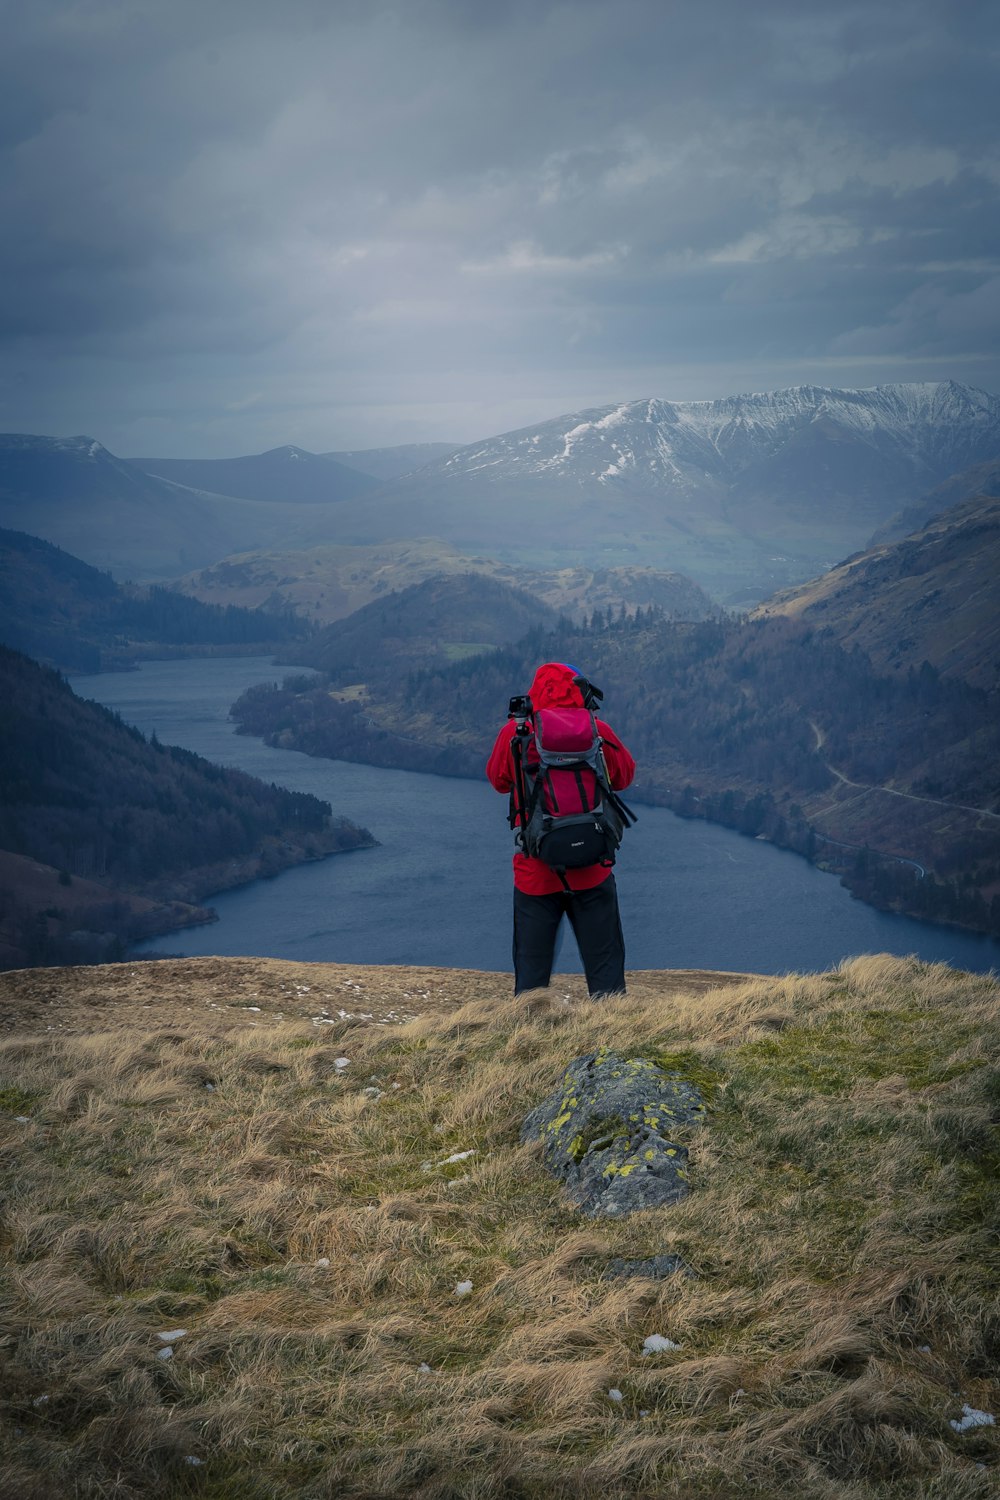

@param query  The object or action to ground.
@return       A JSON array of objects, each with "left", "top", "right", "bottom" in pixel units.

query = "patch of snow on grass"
[
  {"left": 641, "top": 1334, "right": 682, "bottom": 1355},
  {"left": 950, "top": 1405, "right": 995, "bottom": 1432}
]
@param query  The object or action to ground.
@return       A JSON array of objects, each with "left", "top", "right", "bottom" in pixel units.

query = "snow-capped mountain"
[
  {"left": 325, "top": 382, "right": 1000, "bottom": 601},
  {"left": 439, "top": 382, "right": 1000, "bottom": 498}
]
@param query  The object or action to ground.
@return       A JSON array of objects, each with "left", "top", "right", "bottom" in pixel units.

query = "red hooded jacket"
[{"left": 486, "top": 662, "right": 636, "bottom": 895}]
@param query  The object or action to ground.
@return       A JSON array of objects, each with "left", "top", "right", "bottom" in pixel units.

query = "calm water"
[{"left": 72, "top": 658, "right": 999, "bottom": 977}]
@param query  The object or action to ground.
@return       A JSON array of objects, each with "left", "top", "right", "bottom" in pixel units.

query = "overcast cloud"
[{"left": 1, "top": 0, "right": 998, "bottom": 455}]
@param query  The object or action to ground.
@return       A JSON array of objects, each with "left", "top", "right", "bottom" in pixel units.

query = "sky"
[{"left": 1, "top": 0, "right": 998, "bottom": 457}]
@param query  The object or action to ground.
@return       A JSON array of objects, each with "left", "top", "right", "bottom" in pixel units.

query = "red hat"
[{"left": 528, "top": 662, "right": 585, "bottom": 710}]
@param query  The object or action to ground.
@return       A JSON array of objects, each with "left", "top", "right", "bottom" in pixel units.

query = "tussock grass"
[{"left": 0, "top": 955, "right": 998, "bottom": 1498}]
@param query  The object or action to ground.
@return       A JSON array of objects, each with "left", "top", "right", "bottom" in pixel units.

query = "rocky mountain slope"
[
  {"left": 319, "top": 382, "right": 1000, "bottom": 600},
  {"left": 8, "top": 385, "right": 998, "bottom": 596},
  {"left": 757, "top": 495, "right": 1000, "bottom": 693},
  {"left": 870, "top": 455, "right": 1000, "bottom": 545}
]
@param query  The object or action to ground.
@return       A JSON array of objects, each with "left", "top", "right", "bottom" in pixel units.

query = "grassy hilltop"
[{"left": 1, "top": 954, "right": 997, "bottom": 1499}]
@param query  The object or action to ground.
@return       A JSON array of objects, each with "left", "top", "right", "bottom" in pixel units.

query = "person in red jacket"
[{"left": 486, "top": 661, "right": 636, "bottom": 997}]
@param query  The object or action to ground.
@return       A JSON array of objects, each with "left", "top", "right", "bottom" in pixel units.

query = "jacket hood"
[{"left": 529, "top": 661, "right": 585, "bottom": 710}]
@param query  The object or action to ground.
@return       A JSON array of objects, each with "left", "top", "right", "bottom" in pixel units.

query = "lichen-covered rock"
[
  {"left": 521, "top": 1049, "right": 706, "bottom": 1217},
  {"left": 602, "top": 1254, "right": 688, "bottom": 1280}
]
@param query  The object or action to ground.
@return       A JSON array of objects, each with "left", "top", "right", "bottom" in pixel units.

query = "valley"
[
  {"left": 2, "top": 379, "right": 999, "bottom": 962},
  {"left": 230, "top": 481, "right": 1000, "bottom": 939}
]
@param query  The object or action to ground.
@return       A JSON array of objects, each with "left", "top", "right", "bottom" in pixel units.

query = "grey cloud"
[{"left": 0, "top": 0, "right": 997, "bottom": 453}]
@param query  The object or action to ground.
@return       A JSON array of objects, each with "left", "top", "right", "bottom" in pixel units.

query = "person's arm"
[
  {"left": 485, "top": 722, "right": 515, "bottom": 792},
  {"left": 597, "top": 720, "right": 636, "bottom": 790}
]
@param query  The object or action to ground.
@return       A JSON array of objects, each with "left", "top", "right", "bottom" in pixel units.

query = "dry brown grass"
[{"left": 0, "top": 954, "right": 997, "bottom": 1498}]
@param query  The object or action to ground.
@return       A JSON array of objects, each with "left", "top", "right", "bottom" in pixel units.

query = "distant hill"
[
  {"left": 756, "top": 495, "right": 1000, "bottom": 692},
  {"left": 0, "top": 433, "right": 378, "bottom": 578},
  {"left": 0, "top": 432, "right": 236, "bottom": 576},
  {"left": 0, "top": 527, "right": 306, "bottom": 672},
  {"left": 283, "top": 572, "right": 560, "bottom": 681},
  {"left": 131, "top": 445, "right": 379, "bottom": 504},
  {"left": 175, "top": 538, "right": 715, "bottom": 626},
  {"left": 869, "top": 456, "right": 1000, "bottom": 545},
  {"left": 324, "top": 442, "right": 460, "bottom": 481},
  {"left": 0, "top": 645, "right": 374, "bottom": 969},
  {"left": 317, "top": 382, "right": 1000, "bottom": 601}
]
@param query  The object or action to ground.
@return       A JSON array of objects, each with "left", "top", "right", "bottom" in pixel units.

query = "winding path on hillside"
[{"left": 809, "top": 720, "right": 1000, "bottom": 824}]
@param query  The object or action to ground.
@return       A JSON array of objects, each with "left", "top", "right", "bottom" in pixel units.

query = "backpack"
[{"left": 511, "top": 707, "right": 636, "bottom": 886}]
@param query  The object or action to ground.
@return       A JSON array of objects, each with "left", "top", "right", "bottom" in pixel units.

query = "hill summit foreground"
[{"left": 1, "top": 954, "right": 997, "bottom": 1499}]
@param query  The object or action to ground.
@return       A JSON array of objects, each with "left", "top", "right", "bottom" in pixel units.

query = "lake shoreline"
[
  {"left": 233, "top": 703, "right": 1000, "bottom": 945},
  {"left": 72, "top": 657, "right": 1000, "bottom": 976}
]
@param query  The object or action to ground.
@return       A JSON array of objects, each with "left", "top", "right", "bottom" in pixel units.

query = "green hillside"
[{"left": 757, "top": 496, "right": 1000, "bottom": 693}]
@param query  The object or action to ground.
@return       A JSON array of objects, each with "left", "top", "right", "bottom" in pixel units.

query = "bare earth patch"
[{"left": 0, "top": 957, "right": 750, "bottom": 1037}]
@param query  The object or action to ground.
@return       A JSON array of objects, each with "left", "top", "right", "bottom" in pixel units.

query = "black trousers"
[{"left": 513, "top": 874, "right": 626, "bottom": 997}]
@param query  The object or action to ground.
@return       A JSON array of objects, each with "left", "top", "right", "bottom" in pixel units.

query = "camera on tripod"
[
  {"left": 572, "top": 675, "right": 603, "bottom": 711},
  {"left": 507, "top": 694, "right": 533, "bottom": 720}
]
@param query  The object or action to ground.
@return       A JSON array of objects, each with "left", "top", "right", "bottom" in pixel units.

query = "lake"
[{"left": 72, "top": 657, "right": 1000, "bottom": 977}]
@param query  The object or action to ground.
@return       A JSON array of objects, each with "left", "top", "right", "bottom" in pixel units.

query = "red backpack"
[{"left": 511, "top": 707, "right": 636, "bottom": 888}]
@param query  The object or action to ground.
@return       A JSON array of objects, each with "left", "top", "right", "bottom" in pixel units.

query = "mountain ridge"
[
  {"left": 6, "top": 382, "right": 999, "bottom": 598},
  {"left": 316, "top": 381, "right": 1000, "bottom": 600},
  {"left": 0, "top": 434, "right": 377, "bottom": 578},
  {"left": 130, "top": 445, "right": 379, "bottom": 506}
]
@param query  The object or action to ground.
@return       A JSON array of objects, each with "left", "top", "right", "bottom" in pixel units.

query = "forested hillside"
[
  {"left": 0, "top": 647, "right": 374, "bottom": 968},
  {"left": 0, "top": 528, "right": 307, "bottom": 672},
  {"left": 283, "top": 573, "right": 559, "bottom": 679},
  {"left": 233, "top": 609, "right": 1000, "bottom": 937}
]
